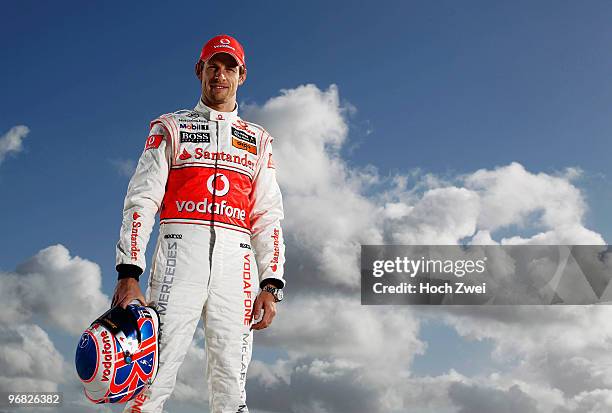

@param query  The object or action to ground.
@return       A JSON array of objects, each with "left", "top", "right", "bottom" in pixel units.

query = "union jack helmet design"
[{"left": 75, "top": 303, "right": 160, "bottom": 404}]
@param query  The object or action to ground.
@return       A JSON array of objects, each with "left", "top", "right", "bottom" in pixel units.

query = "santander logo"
[
  {"left": 131, "top": 212, "right": 141, "bottom": 261},
  {"left": 179, "top": 149, "right": 192, "bottom": 160},
  {"left": 270, "top": 229, "right": 280, "bottom": 272}
]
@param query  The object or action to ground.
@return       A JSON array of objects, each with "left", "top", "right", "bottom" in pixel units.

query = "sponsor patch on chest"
[
  {"left": 180, "top": 131, "right": 210, "bottom": 143},
  {"left": 231, "top": 127, "right": 257, "bottom": 154},
  {"left": 232, "top": 127, "right": 256, "bottom": 144},
  {"left": 178, "top": 120, "right": 211, "bottom": 143},
  {"left": 179, "top": 122, "right": 209, "bottom": 132}
]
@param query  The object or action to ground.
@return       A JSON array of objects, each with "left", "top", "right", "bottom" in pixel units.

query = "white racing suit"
[{"left": 116, "top": 100, "right": 285, "bottom": 413}]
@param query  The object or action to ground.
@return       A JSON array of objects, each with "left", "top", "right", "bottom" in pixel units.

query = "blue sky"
[{"left": 1, "top": 1, "right": 612, "bottom": 412}]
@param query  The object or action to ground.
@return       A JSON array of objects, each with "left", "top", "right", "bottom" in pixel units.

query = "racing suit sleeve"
[
  {"left": 250, "top": 133, "right": 286, "bottom": 289},
  {"left": 115, "top": 122, "right": 171, "bottom": 280}
]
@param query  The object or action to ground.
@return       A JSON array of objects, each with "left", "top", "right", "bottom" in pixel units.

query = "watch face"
[{"left": 276, "top": 289, "right": 284, "bottom": 301}]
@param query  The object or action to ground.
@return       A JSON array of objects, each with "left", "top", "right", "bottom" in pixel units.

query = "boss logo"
[{"left": 180, "top": 131, "right": 210, "bottom": 143}]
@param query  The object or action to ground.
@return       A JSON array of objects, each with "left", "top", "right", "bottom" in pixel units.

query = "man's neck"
[{"left": 201, "top": 96, "right": 236, "bottom": 113}]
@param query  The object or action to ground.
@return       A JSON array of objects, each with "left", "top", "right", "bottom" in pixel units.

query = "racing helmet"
[{"left": 75, "top": 303, "right": 160, "bottom": 404}]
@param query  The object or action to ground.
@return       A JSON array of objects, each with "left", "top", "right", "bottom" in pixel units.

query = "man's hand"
[
  {"left": 111, "top": 278, "right": 146, "bottom": 309},
  {"left": 250, "top": 290, "right": 277, "bottom": 330}
]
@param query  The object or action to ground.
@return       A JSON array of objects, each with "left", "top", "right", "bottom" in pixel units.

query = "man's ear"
[
  {"left": 239, "top": 67, "right": 247, "bottom": 85},
  {"left": 196, "top": 61, "right": 204, "bottom": 80}
]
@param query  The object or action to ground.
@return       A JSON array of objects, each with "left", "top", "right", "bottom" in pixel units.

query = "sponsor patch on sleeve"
[{"left": 144, "top": 134, "right": 164, "bottom": 150}]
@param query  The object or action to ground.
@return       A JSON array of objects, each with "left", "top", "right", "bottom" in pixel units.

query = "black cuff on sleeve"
[
  {"left": 260, "top": 278, "right": 284, "bottom": 289},
  {"left": 117, "top": 264, "right": 143, "bottom": 281}
]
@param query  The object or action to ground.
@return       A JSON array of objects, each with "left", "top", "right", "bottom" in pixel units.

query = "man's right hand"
[{"left": 112, "top": 278, "right": 146, "bottom": 309}]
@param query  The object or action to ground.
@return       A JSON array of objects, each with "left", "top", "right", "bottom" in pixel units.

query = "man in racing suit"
[{"left": 111, "top": 34, "right": 285, "bottom": 413}]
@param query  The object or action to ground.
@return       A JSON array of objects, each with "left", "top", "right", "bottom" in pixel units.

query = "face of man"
[{"left": 200, "top": 53, "right": 246, "bottom": 111}]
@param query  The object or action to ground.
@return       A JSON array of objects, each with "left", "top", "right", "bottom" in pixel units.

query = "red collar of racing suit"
[{"left": 194, "top": 99, "right": 239, "bottom": 121}]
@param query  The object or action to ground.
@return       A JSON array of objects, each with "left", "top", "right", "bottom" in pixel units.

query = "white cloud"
[
  {"left": 247, "top": 356, "right": 385, "bottom": 413},
  {"left": 464, "top": 162, "right": 602, "bottom": 244},
  {"left": 554, "top": 389, "right": 612, "bottom": 413},
  {"left": 243, "top": 85, "right": 603, "bottom": 294},
  {"left": 110, "top": 158, "right": 137, "bottom": 177},
  {"left": 439, "top": 305, "right": 612, "bottom": 403},
  {"left": 0, "top": 125, "right": 29, "bottom": 164},
  {"left": 257, "top": 294, "right": 424, "bottom": 371},
  {"left": 448, "top": 382, "right": 539, "bottom": 413},
  {"left": 245, "top": 85, "right": 383, "bottom": 289},
  {"left": 0, "top": 324, "right": 66, "bottom": 393},
  {"left": 1, "top": 244, "right": 110, "bottom": 335}
]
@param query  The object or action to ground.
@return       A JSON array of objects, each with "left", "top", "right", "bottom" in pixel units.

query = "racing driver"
[{"left": 111, "top": 34, "right": 285, "bottom": 413}]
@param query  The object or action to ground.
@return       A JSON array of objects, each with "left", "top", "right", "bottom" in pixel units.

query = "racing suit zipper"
[{"left": 207, "top": 120, "right": 219, "bottom": 286}]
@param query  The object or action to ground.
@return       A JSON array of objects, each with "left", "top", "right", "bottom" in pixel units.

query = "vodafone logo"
[
  {"left": 131, "top": 392, "right": 149, "bottom": 411},
  {"left": 174, "top": 172, "right": 246, "bottom": 221},
  {"left": 100, "top": 330, "right": 113, "bottom": 382},
  {"left": 242, "top": 254, "right": 253, "bottom": 326},
  {"left": 176, "top": 198, "right": 246, "bottom": 221},
  {"left": 207, "top": 173, "right": 230, "bottom": 197},
  {"left": 144, "top": 134, "right": 163, "bottom": 151}
]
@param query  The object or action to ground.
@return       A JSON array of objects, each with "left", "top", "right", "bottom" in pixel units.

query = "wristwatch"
[{"left": 262, "top": 285, "right": 284, "bottom": 302}]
